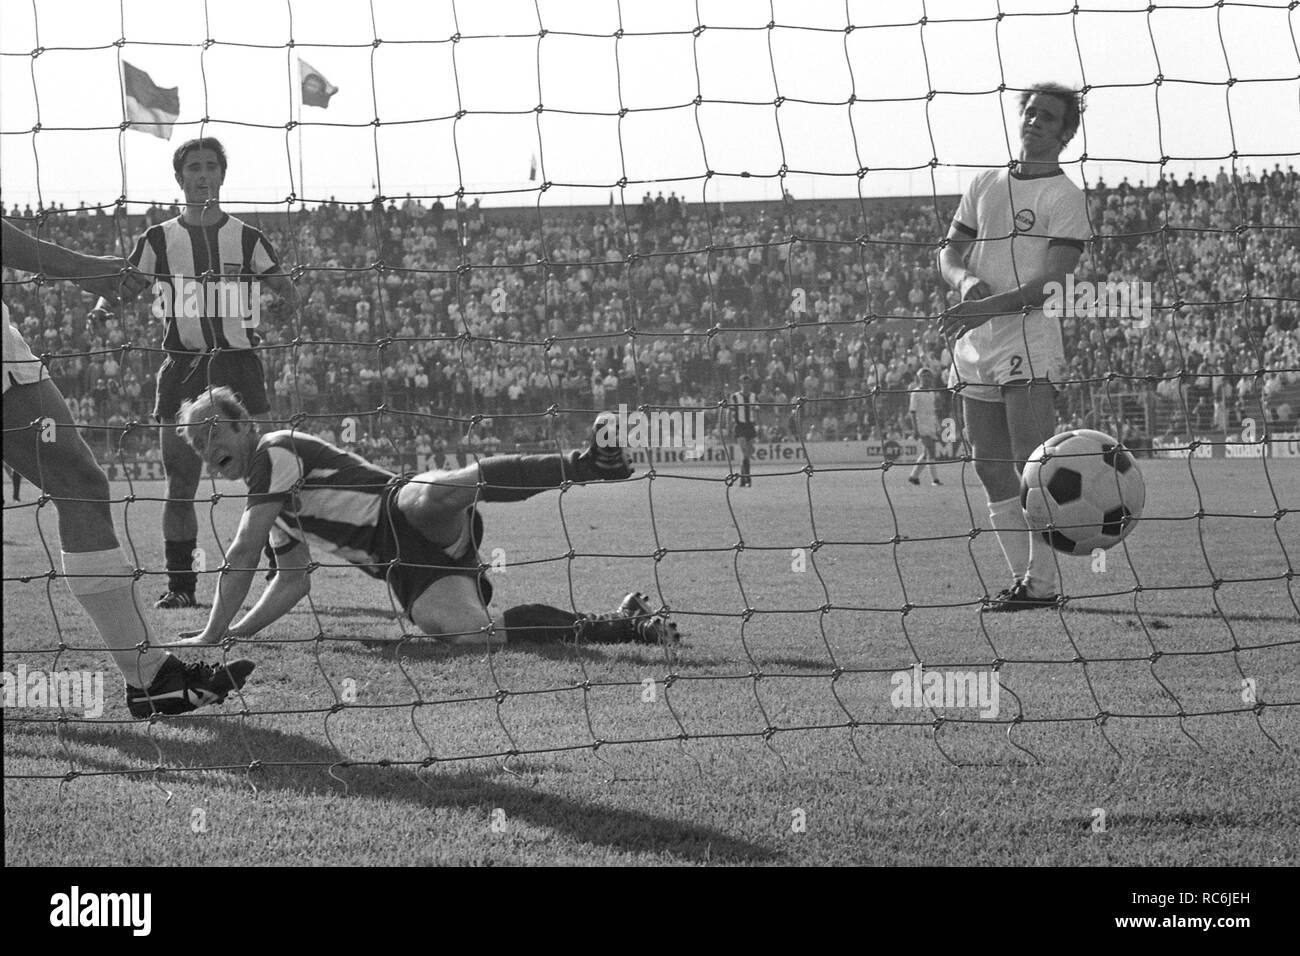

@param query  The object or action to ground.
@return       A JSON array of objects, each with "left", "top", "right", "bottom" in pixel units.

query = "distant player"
[
  {"left": 729, "top": 373, "right": 759, "bottom": 488},
  {"left": 936, "top": 83, "right": 1090, "bottom": 611},
  {"left": 3, "top": 218, "right": 253, "bottom": 716},
  {"left": 907, "top": 368, "right": 943, "bottom": 486},
  {"left": 3, "top": 462, "right": 21, "bottom": 501},
  {"left": 169, "top": 388, "right": 679, "bottom": 649},
  {"left": 94, "top": 137, "right": 297, "bottom": 611}
]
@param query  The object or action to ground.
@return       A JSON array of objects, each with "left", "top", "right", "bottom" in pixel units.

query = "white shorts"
[
  {"left": 2, "top": 304, "right": 48, "bottom": 394},
  {"left": 948, "top": 309, "right": 1065, "bottom": 404}
]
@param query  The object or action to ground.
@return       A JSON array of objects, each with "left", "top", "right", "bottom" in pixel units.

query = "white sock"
[
  {"left": 1024, "top": 534, "right": 1058, "bottom": 597},
  {"left": 63, "top": 549, "right": 169, "bottom": 688},
  {"left": 988, "top": 496, "right": 1030, "bottom": 582}
]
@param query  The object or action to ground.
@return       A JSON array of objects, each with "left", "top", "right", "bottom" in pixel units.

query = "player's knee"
[
  {"left": 39, "top": 444, "right": 110, "bottom": 502},
  {"left": 414, "top": 484, "right": 448, "bottom": 518},
  {"left": 400, "top": 477, "right": 465, "bottom": 524},
  {"left": 61, "top": 451, "right": 111, "bottom": 501},
  {"left": 412, "top": 604, "right": 497, "bottom": 646}
]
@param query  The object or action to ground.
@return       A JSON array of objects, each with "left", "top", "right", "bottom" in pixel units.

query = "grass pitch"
[{"left": 4, "top": 456, "right": 1297, "bottom": 865}]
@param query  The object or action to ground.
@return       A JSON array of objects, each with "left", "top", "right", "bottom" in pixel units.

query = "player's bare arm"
[
  {"left": 227, "top": 537, "right": 312, "bottom": 636},
  {"left": 174, "top": 536, "right": 311, "bottom": 645},
  {"left": 938, "top": 243, "right": 1081, "bottom": 338},
  {"left": 175, "top": 499, "right": 282, "bottom": 645},
  {"left": 2, "top": 218, "right": 147, "bottom": 304},
  {"left": 938, "top": 222, "right": 994, "bottom": 303}
]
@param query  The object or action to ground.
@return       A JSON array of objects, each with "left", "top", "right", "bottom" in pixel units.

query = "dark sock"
[
  {"left": 501, "top": 603, "right": 636, "bottom": 645},
  {"left": 264, "top": 544, "right": 279, "bottom": 582},
  {"left": 478, "top": 453, "right": 594, "bottom": 503},
  {"left": 742, "top": 458, "right": 751, "bottom": 478},
  {"left": 165, "top": 538, "right": 198, "bottom": 594},
  {"left": 501, "top": 603, "right": 582, "bottom": 643}
]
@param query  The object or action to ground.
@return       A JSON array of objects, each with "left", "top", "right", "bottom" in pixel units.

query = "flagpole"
[
  {"left": 294, "top": 58, "right": 305, "bottom": 211},
  {"left": 298, "top": 92, "right": 305, "bottom": 210}
]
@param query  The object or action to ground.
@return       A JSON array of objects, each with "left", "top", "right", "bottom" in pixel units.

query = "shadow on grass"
[
  {"left": 46, "top": 720, "right": 781, "bottom": 865},
  {"left": 1065, "top": 605, "right": 1300, "bottom": 624},
  {"left": 347, "top": 638, "right": 838, "bottom": 673}
]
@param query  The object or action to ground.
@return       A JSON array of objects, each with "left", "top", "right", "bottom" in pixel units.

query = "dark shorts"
[
  {"left": 369, "top": 479, "right": 492, "bottom": 620},
  {"left": 154, "top": 350, "right": 269, "bottom": 421},
  {"left": 734, "top": 422, "right": 757, "bottom": 441}
]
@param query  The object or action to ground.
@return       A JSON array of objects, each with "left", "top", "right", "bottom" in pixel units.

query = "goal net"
[{"left": 3, "top": 0, "right": 1296, "bottom": 787}]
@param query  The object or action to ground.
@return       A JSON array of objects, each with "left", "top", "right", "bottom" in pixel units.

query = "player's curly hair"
[
  {"left": 172, "top": 137, "right": 228, "bottom": 178},
  {"left": 1018, "top": 82, "right": 1086, "bottom": 148},
  {"left": 176, "top": 385, "right": 250, "bottom": 432}
]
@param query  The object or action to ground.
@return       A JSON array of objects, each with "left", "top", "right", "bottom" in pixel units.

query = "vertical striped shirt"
[
  {"left": 129, "top": 213, "right": 280, "bottom": 353},
  {"left": 246, "top": 430, "right": 396, "bottom": 575},
  {"left": 730, "top": 389, "right": 758, "bottom": 425}
]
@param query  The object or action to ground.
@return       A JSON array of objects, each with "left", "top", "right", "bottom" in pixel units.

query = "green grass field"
[{"left": 4, "top": 457, "right": 1297, "bottom": 865}]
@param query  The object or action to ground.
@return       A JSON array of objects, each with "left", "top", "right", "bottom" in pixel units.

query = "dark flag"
[
  {"left": 121, "top": 61, "right": 179, "bottom": 140},
  {"left": 299, "top": 59, "right": 338, "bottom": 109},
  {"left": 528, "top": 154, "right": 537, "bottom": 182}
]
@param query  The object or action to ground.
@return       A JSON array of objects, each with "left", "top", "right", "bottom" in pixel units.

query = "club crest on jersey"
[
  {"left": 151, "top": 273, "right": 261, "bottom": 328},
  {"left": 1014, "top": 208, "right": 1036, "bottom": 232}
]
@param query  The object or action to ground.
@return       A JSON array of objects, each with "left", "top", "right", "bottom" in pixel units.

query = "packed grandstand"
[{"left": 4, "top": 165, "right": 1297, "bottom": 469}]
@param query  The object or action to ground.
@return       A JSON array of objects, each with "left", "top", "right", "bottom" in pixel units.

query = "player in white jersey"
[
  {"left": 937, "top": 83, "right": 1090, "bottom": 611},
  {"left": 2, "top": 219, "right": 253, "bottom": 717},
  {"left": 168, "top": 387, "right": 679, "bottom": 649},
  {"left": 94, "top": 137, "right": 297, "bottom": 611},
  {"left": 907, "top": 368, "right": 943, "bottom": 486}
]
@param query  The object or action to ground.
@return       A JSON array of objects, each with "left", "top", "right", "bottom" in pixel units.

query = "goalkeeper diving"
[{"left": 170, "top": 387, "right": 678, "bottom": 648}]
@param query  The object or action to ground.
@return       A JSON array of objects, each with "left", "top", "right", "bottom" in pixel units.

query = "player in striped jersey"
[
  {"left": 94, "top": 137, "right": 298, "bottom": 612},
  {"left": 907, "top": 368, "right": 944, "bottom": 486},
  {"left": 729, "top": 373, "right": 759, "bottom": 488},
  {"left": 937, "top": 83, "right": 1089, "bottom": 612},
  {"left": 3, "top": 218, "right": 253, "bottom": 717},
  {"left": 169, "top": 387, "right": 679, "bottom": 649}
]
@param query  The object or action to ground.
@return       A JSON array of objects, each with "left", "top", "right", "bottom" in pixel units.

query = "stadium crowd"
[{"left": 4, "top": 164, "right": 1297, "bottom": 462}]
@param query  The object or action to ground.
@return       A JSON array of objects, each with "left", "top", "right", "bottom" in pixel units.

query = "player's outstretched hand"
[
  {"left": 167, "top": 629, "right": 211, "bottom": 646},
  {"left": 937, "top": 299, "right": 995, "bottom": 339},
  {"left": 167, "top": 628, "right": 228, "bottom": 647},
  {"left": 77, "top": 257, "right": 149, "bottom": 304},
  {"left": 264, "top": 294, "right": 293, "bottom": 321}
]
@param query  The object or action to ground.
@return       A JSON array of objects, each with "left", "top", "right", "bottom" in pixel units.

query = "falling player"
[
  {"left": 2, "top": 218, "right": 253, "bottom": 716},
  {"left": 936, "top": 82, "right": 1090, "bottom": 611},
  {"left": 93, "top": 137, "right": 297, "bottom": 611},
  {"left": 729, "top": 373, "right": 759, "bottom": 488},
  {"left": 907, "top": 368, "right": 943, "bottom": 486},
  {"left": 169, "top": 388, "right": 679, "bottom": 649}
]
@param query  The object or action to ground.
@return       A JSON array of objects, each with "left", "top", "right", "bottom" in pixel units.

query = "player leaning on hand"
[
  {"left": 936, "top": 82, "right": 1091, "bottom": 612},
  {"left": 169, "top": 388, "right": 680, "bottom": 649}
]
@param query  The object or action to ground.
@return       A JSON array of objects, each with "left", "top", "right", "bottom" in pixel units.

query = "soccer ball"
[{"left": 1020, "top": 429, "right": 1146, "bottom": 555}]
